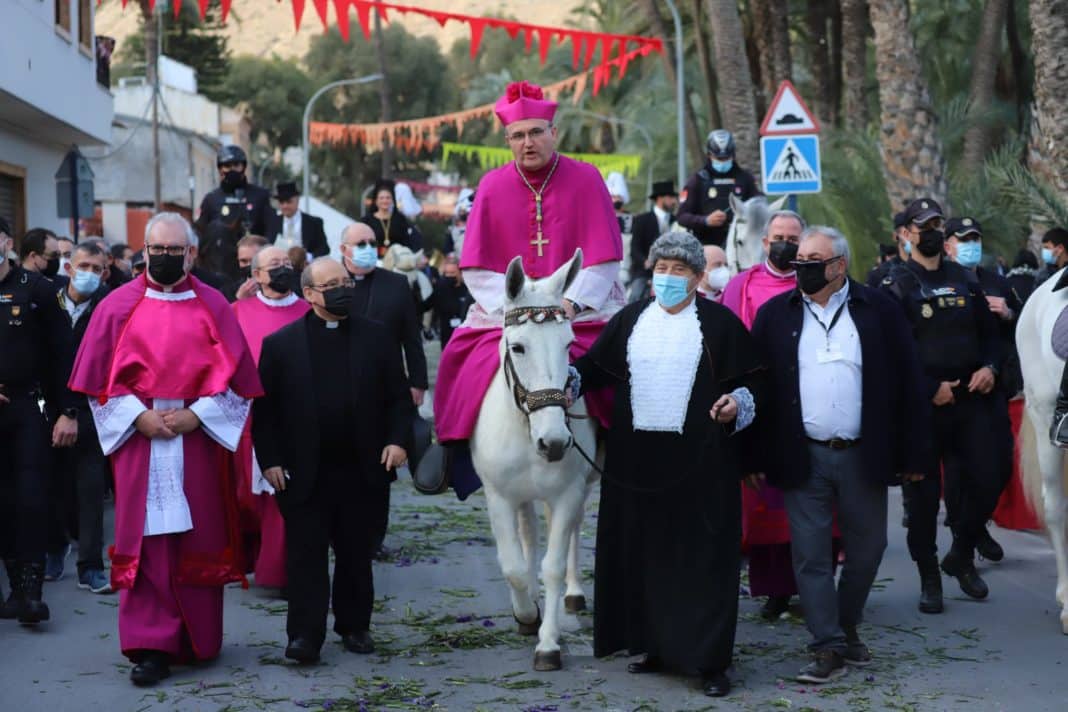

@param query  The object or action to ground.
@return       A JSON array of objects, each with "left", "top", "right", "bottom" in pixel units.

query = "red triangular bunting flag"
[
  {"left": 571, "top": 33, "right": 583, "bottom": 69},
  {"left": 288, "top": 0, "right": 305, "bottom": 29},
  {"left": 334, "top": 0, "right": 353, "bottom": 40},
  {"left": 220, "top": 0, "right": 233, "bottom": 23},
  {"left": 503, "top": 21, "right": 521, "bottom": 40},
  {"left": 469, "top": 18, "right": 486, "bottom": 59},
  {"left": 583, "top": 32, "right": 597, "bottom": 69},
  {"left": 523, "top": 27, "right": 534, "bottom": 54},
  {"left": 537, "top": 28, "right": 553, "bottom": 64},
  {"left": 196, "top": 0, "right": 211, "bottom": 21},
  {"left": 311, "top": 0, "right": 330, "bottom": 28}
]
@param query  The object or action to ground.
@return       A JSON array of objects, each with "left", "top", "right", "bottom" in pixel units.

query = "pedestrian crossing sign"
[{"left": 760, "top": 135, "right": 822, "bottom": 195}]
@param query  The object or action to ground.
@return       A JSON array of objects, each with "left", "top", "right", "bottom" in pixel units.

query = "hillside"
[{"left": 96, "top": 1, "right": 585, "bottom": 65}]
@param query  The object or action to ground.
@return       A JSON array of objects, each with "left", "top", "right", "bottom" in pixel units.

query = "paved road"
[{"left": 2, "top": 481, "right": 1066, "bottom": 712}]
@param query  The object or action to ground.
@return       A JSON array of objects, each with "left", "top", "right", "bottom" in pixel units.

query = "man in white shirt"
[{"left": 750, "top": 226, "right": 929, "bottom": 686}]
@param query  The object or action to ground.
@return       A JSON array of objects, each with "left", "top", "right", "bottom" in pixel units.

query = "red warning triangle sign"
[{"left": 760, "top": 80, "right": 821, "bottom": 136}]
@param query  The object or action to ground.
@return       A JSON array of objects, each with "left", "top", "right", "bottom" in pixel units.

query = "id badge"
[{"left": 817, "top": 342, "right": 845, "bottom": 363}]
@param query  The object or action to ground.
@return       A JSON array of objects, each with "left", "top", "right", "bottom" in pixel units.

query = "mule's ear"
[
  {"left": 729, "top": 193, "right": 743, "bottom": 215},
  {"left": 768, "top": 195, "right": 788, "bottom": 212},
  {"left": 545, "top": 248, "right": 583, "bottom": 298},
  {"left": 505, "top": 255, "right": 526, "bottom": 302}
]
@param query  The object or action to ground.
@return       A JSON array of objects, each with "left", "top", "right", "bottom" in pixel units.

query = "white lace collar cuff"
[{"left": 256, "top": 291, "right": 299, "bottom": 308}]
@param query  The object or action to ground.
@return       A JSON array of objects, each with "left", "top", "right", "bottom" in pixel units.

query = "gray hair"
[
  {"left": 649, "top": 231, "right": 706, "bottom": 274},
  {"left": 144, "top": 211, "right": 198, "bottom": 248},
  {"left": 762, "top": 209, "right": 807, "bottom": 237},
  {"left": 300, "top": 256, "right": 337, "bottom": 290},
  {"left": 801, "top": 225, "right": 851, "bottom": 262}
]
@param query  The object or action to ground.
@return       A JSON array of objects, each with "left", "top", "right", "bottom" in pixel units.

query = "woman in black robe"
[
  {"left": 573, "top": 232, "right": 764, "bottom": 698},
  {"left": 359, "top": 179, "right": 423, "bottom": 254}
]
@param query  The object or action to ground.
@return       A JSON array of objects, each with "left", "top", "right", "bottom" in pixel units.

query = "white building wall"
[
  {"left": 100, "top": 201, "right": 127, "bottom": 246},
  {"left": 0, "top": 125, "right": 72, "bottom": 237}
]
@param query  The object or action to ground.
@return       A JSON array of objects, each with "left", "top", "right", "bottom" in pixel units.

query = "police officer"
[
  {"left": 677, "top": 129, "right": 761, "bottom": 247},
  {"left": 880, "top": 199, "right": 1006, "bottom": 614},
  {"left": 194, "top": 145, "right": 272, "bottom": 279},
  {"left": 866, "top": 211, "right": 910, "bottom": 288},
  {"left": 0, "top": 217, "right": 79, "bottom": 624},
  {"left": 943, "top": 216, "right": 1020, "bottom": 563}
]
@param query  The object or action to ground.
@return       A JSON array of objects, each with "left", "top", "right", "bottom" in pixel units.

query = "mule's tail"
[{"left": 1019, "top": 406, "right": 1046, "bottom": 526}]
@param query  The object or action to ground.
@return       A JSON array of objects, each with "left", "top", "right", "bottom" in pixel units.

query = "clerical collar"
[
  {"left": 256, "top": 291, "right": 299, "bottom": 308},
  {"left": 518, "top": 153, "right": 560, "bottom": 188}
]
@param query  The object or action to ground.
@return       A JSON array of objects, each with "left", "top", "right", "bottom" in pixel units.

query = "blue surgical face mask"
[
  {"left": 351, "top": 244, "right": 378, "bottom": 270},
  {"left": 72, "top": 269, "right": 101, "bottom": 295},
  {"left": 903, "top": 240, "right": 912, "bottom": 256},
  {"left": 711, "top": 159, "right": 733, "bottom": 173},
  {"left": 954, "top": 241, "right": 982, "bottom": 269},
  {"left": 652, "top": 273, "right": 694, "bottom": 309},
  {"left": 1043, "top": 247, "right": 1057, "bottom": 265}
]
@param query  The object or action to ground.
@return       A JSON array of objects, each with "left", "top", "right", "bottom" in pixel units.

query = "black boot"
[
  {"left": 917, "top": 558, "right": 943, "bottom": 614},
  {"left": 16, "top": 562, "right": 50, "bottom": 625},
  {"left": 1051, "top": 365, "right": 1068, "bottom": 447},
  {"left": 0, "top": 560, "right": 21, "bottom": 620},
  {"left": 941, "top": 547, "right": 989, "bottom": 600}
]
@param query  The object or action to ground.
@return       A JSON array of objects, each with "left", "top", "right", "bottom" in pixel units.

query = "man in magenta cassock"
[
  {"left": 433, "top": 81, "right": 625, "bottom": 498},
  {"left": 69, "top": 213, "right": 262, "bottom": 686}
]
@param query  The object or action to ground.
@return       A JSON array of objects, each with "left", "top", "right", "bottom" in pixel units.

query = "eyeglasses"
[
  {"left": 506, "top": 127, "right": 550, "bottom": 143},
  {"left": 145, "top": 244, "right": 188, "bottom": 257},
  {"left": 308, "top": 278, "right": 354, "bottom": 292},
  {"left": 790, "top": 256, "right": 843, "bottom": 268}
]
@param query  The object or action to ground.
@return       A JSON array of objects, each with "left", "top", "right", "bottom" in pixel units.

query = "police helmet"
[
  {"left": 706, "top": 130, "right": 735, "bottom": 159},
  {"left": 217, "top": 145, "right": 248, "bottom": 167}
]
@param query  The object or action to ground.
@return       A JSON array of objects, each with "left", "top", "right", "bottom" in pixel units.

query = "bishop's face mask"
[
  {"left": 266, "top": 266, "right": 295, "bottom": 293},
  {"left": 148, "top": 253, "right": 187, "bottom": 286},
  {"left": 767, "top": 240, "right": 799, "bottom": 272}
]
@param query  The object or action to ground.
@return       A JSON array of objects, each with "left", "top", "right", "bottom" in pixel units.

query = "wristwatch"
[{"left": 61, "top": 407, "right": 79, "bottom": 419}]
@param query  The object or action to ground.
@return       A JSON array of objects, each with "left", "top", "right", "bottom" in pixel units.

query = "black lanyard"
[{"left": 803, "top": 299, "right": 847, "bottom": 347}]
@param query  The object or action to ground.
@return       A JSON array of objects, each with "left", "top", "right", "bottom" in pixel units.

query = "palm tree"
[
  {"left": 840, "top": 0, "right": 870, "bottom": 130},
  {"left": 704, "top": 0, "right": 760, "bottom": 169},
  {"left": 1029, "top": 0, "right": 1068, "bottom": 198},
  {"left": 960, "top": 0, "right": 1010, "bottom": 173},
  {"left": 868, "top": 0, "right": 948, "bottom": 208}
]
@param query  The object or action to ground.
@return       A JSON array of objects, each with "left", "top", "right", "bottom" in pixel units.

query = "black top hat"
[
  {"left": 649, "top": 180, "right": 678, "bottom": 199},
  {"left": 274, "top": 181, "right": 301, "bottom": 201}
]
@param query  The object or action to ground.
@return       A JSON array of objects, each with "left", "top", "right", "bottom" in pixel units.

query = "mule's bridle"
[{"left": 503, "top": 306, "right": 571, "bottom": 416}]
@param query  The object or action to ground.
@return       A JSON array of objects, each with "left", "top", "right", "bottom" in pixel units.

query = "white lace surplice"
[
  {"left": 87, "top": 284, "right": 251, "bottom": 536},
  {"left": 627, "top": 300, "right": 704, "bottom": 433}
]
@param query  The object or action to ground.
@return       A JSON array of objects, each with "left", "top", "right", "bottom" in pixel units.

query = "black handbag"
[{"left": 412, "top": 442, "right": 450, "bottom": 495}]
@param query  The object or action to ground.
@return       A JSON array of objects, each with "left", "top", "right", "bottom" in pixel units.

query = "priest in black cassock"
[{"left": 572, "top": 231, "right": 764, "bottom": 698}]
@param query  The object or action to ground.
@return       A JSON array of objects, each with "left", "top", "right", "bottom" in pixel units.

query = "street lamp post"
[
  {"left": 663, "top": 0, "right": 686, "bottom": 191},
  {"left": 557, "top": 108, "right": 655, "bottom": 209},
  {"left": 302, "top": 74, "right": 383, "bottom": 213}
]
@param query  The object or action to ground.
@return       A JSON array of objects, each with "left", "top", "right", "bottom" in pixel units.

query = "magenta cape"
[
  {"left": 69, "top": 274, "right": 263, "bottom": 593},
  {"left": 720, "top": 262, "right": 797, "bottom": 330},
  {"left": 434, "top": 322, "right": 611, "bottom": 442},
  {"left": 460, "top": 154, "right": 623, "bottom": 276},
  {"left": 232, "top": 296, "right": 308, "bottom": 588}
]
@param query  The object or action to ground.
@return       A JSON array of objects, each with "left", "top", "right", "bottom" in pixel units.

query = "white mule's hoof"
[
  {"left": 564, "top": 595, "right": 587, "bottom": 613},
  {"left": 534, "top": 649, "right": 562, "bottom": 671}
]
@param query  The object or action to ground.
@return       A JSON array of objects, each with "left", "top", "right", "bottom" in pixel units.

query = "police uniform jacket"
[{"left": 677, "top": 162, "right": 761, "bottom": 246}]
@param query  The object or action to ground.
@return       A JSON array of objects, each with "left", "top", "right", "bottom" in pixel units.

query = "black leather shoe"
[
  {"left": 15, "top": 562, "right": 49, "bottom": 625},
  {"left": 976, "top": 528, "right": 1004, "bottom": 562},
  {"left": 130, "top": 652, "right": 171, "bottom": 686},
  {"left": 917, "top": 558, "right": 943, "bottom": 614},
  {"left": 285, "top": 637, "right": 321, "bottom": 663},
  {"left": 941, "top": 550, "right": 989, "bottom": 600},
  {"left": 760, "top": 595, "right": 791, "bottom": 621},
  {"left": 342, "top": 630, "right": 375, "bottom": 654},
  {"left": 626, "top": 656, "right": 663, "bottom": 674},
  {"left": 702, "top": 671, "right": 731, "bottom": 697}
]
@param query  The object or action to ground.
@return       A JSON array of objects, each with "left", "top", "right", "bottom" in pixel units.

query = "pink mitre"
[{"left": 494, "top": 81, "right": 558, "bottom": 127}]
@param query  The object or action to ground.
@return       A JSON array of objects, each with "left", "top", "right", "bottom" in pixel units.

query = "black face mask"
[
  {"left": 612, "top": 200, "right": 624, "bottom": 211},
  {"left": 322, "top": 286, "right": 353, "bottom": 317},
  {"left": 42, "top": 257, "right": 60, "bottom": 278},
  {"left": 238, "top": 265, "right": 251, "bottom": 280},
  {"left": 148, "top": 253, "right": 186, "bottom": 286},
  {"left": 768, "top": 240, "right": 799, "bottom": 272},
  {"left": 266, "top": 266, "right": 295, "bottom": 294},
  {"left": 795, "top": 260, "right": 837, "bottom": 295},
  {"left": 221, "top": 170, "right": 246, "bottom": 193},
  {"left": 916, "top": 228, "right": 945, "bottom": 258}
]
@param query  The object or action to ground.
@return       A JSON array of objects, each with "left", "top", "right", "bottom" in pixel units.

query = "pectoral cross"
[{"left": 530, "top": 196, "right": 548, "bottom": 257}]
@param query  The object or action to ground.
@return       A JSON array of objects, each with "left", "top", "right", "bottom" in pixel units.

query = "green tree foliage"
[
  {"left": 215, "top": 56, "right": 311, "bottom": 154},
  {"left": 113, "top": 1, "right": 232, "bottom": 101}
]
